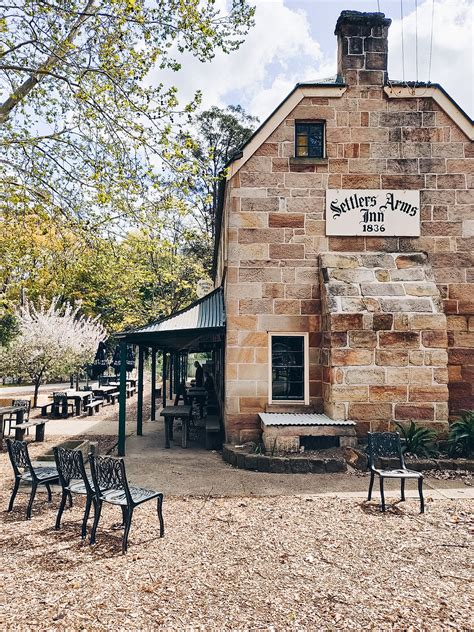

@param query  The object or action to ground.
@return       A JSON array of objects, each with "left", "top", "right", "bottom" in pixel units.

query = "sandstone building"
[{"left": 213, "top": 11, "right": 474, "bottom": 445}]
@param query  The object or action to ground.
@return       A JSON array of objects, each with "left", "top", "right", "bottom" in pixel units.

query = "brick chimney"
[{"left": 335, "top": 11, "right": 391, "bottom": 86}]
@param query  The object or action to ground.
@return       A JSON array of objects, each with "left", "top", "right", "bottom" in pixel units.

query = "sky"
[{"left": 162, "top": 0, "right": 473, "bottom": 122}]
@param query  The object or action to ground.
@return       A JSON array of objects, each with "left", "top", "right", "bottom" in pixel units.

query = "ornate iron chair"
[
  {"left": 53, "top": 446, "right": 96, "bottom": 539},
  {"left": 367, "top": 432, "right": 424, "bottom": 513},
  {"left": 4, "top": 399, "right": 31, "bottom": 436},
  {"left": 89, "top": 454, "right": 164, "bottom": 553},
  {"left": 6, "top": 438, "right": 59, "bottom": 519}
]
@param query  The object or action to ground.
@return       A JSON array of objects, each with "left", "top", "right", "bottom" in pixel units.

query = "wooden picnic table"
[
  {"left": 0, "top": 406, "right": 25, "bottom": 441},
  {"left": 48, "top": 390, "right": 93, "bottom": 416},
  {"left": 160, "top": 405, "right": 192, "bottom": 449}
]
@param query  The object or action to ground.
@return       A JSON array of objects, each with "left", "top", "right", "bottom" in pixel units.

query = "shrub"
[
  {"left": 448, "top": 411, "right": 474, "bottom": 458},
  {"left": 394, "top": 420, "right": 438, "bottom": 457}
]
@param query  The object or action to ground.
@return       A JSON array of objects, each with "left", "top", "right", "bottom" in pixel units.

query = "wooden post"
[
  {"left": 162, "top": 352, "right": 167, "bottom": 408},
  {"left": 137, "top": 346, "right": 144, "bottom": 436},
  {"left": 151, "top": 348, "right": 156, "bottom": 421},
  {"left": 118, "top": 341, "right": 127, "bottom": 456}
]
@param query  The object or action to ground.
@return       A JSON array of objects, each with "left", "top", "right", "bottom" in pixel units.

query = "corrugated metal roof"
[
  {"left": 129, "top": 287, "right": 225, "bottom": 335},
  {"left": 259, "top": 413, "right": 356, "bottom": 427}
]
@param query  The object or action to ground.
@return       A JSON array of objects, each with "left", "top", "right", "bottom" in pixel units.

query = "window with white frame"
[{"left": 269, "top": 333, "right": 309, "bottom": 404}]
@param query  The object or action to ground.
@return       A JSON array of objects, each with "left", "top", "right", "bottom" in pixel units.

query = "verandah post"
[
  {"left": 118, "top": 340, "right": 127, "bottom": 456},
  {"left": 137, "top": 346, "right": 144, "bottom": 436},
  {"left": 151, "top": 348, "right": 156, "bottom": 421}
]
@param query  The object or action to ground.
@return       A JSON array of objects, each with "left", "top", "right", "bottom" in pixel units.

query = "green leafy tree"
[
  {"left": 0, "top": 1, "right": 255, "bottom": 230},
  {"left": 179, "top": 105, "right": 258, "bottom": 270}
]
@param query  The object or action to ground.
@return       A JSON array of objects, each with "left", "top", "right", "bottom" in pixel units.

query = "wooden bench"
[
  {"left": 40, "top": 402, "right": 54, "bottom": 416},
  {"left": 11, "top": 419, "right": 49, "bottom": 442},
  {"left": 126, "top": 386, "right": 136, "bottom": 398},
  {"left": 107, "top": 391, "right": 120, "bottom": 405},
  {"left": 86, "top": 398, "right": 104, "bottom": 415},
  {"left": 205, "top": 416, "right": 221, "bottom": 450}
]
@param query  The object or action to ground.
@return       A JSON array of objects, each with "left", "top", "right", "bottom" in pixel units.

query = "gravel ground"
[{"left": 0, "top": 475, "right": 472, "bottom": 630}]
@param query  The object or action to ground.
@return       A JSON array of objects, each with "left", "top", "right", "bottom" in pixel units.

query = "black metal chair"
[
  {"left": 4, "top": 399, "right": 31, "bottom": 436},
  {"left": 367, "top": 432, "right": 424, "bottom": 513},
  {"left": 6, "top": 438, "right": 59, "bottom": 519},
  {"left": 89, "top": 454, "right": 164, "bottom": 553},
  {"left": 53, "top": 446, "right": 96, "bottom": 539}
]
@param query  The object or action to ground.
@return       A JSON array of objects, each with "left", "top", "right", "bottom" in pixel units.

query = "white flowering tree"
[{"left": 0, "top": 298, "right": 106, "bottom": 407}]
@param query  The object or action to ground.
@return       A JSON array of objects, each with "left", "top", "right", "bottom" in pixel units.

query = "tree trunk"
[{"left": 33, "top": 378, "right": 41, "bottom": 409}]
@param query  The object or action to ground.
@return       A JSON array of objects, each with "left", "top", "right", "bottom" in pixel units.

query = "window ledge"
[
  {"left": 266, "top": 403, "right": 314, "bottom": 413},
  {"left": 290, "top": 157, "right": 328, "bottom": 165}
]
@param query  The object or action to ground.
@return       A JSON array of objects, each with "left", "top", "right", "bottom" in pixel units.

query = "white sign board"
[
  {"left": 196, "top": 279, "right": 214, "bottom": 298},
  {"left": 326, "top": 190, "right": 420, "bottom": 236}
]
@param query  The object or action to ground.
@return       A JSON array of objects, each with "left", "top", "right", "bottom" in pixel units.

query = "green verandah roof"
[{"left": 117, "top": 287, "right": 225, "bottom": 352}]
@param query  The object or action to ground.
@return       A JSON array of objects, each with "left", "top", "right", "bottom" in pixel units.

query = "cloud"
[
  {"left": 388, "top": 0, "right": 473, "bottom": 116},
  {"left": 154, "top": 0, "right": 331, "bottom": 119}
]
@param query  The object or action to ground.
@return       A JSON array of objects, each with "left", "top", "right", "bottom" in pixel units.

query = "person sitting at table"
[{"left": 194, "top": 361, "right": 204, "bottom": 387}]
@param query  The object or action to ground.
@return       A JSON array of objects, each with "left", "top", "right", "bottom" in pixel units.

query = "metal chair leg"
[
  {"left": 121, "top": 505, "right": 128, "bottom": 526},
  {"left": 8, "top": 478, "right": 20, "bottom": 512},
  {"left": 27, "top": 482, "right": 38, "bottom": 519},
  {"left": 379, "top": 477, "right": 386, "bottom": 512},
  {"left": 418, "top": 477, "right": 425, "bottom": 514},
  {"left": 81, "top": 496, "right": 92, "bottom": 539},
  {"left": 89, "top": 500, "right": 102, "bottom": 545},
  {"left": 368, "top": 471, "right": 375, "bottom": 501},
  {"left": 157, "top": 494, "right": 165, "bottom": 538},
  {"left": 400, "top": 478, "right": 405, "bottom": 501},
  {"left": 67, "top": 491, "right": 73, "bottom": 508},
  {"left": 122, "top": 507, "right": 134, "bottom": 554},
  {"left": 45, "top": 483, "right": 52, "bottom": 502},
  {"left": 55, "top": 489, "right": 68, "bottom": 530}
]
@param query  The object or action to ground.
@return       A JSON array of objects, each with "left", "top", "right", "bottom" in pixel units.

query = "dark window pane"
[
  {"left": 295, "top": 122, "right": 324, "bottom": 158},
  {"left": 271, "top": 336, "right": 305, "bottom": 401}
]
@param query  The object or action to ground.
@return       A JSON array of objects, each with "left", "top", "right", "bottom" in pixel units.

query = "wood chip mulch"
[{"left": 0, "top": 475, "right": 472, "bottom": 630}]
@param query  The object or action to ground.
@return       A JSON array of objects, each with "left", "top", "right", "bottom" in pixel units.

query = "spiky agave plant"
[
  {"left": 395, "top": 421, "right": 438, "bottom": 457},
  {"left": 448, "top": 411, "right": 474, "bottom": 458}
]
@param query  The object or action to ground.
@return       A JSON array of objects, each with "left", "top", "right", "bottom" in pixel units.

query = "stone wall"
[
  {"left": 220, "top": 12, "right": 473, "bottom": 444},
  {"left": 320, "top": 252, "right": 448, "bottom": 436}
]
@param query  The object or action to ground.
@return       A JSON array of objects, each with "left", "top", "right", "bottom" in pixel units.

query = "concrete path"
[
  {"left": 122, "top": 419, "right": 473, "bottom": 500},
  {"left": 15, "top": 386, "right": 472, "bottom": 501}
]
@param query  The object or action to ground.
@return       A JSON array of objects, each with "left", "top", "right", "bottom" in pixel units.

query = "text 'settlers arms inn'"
[{"left": 212, "top": 11, "right": 474, "bottom": 451}]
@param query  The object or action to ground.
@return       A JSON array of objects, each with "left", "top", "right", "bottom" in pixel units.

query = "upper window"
[
  {"left": 295, "top": 121, "right": 325, "bottom": 158},
  {"left": 269, "top": 333, "right": 309, "bottom": 403}
]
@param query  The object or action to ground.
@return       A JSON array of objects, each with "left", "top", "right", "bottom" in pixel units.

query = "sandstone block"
[
  {"left": 329, "top": 313, "right": 364, "bottom": 331},
  {"left": 329, "top": 385, "right": 368, "bottom": 401},
  {"left": 348, "top": 403, "right": 392, "bottom": 421},
  {"left": 408, "top": 314, "right": 447, "bottom": 330},
  {"left": 409, "top": 385, "right": 449, "bottom": 402},
  {"left": 330, "top": 269, "right": 375, "bottom": 283},
  {"left": 361, "top": 283, "right": 405, "bottom": 296},
  {"left": 380, "top": 298, "right": 433, "bottom": 312},
  {"left": 394, "top": 404, "right": 434, "bottom": 420},
  {"left": 376, "top": 350, "right": 409, "bottom": 366},
  {"left": 331, "top": 349, "right": 373, "bottom": 366},
  {"left": 422, "top": 330, "right": 448, "bottom": 348},
  {"left": 390, "top": 269, "right": 425, "bottom": 281},
  {"left": 349, "top": 330, "right": 377, "bottom": 348},
  {"left": 378, "top": 331, "right": 420, "bottom": 348},
  {"left": 269, "top": 243, "right": 305, "bottom": 260},
  {"left": 373, "top": 314, "right": 393, "bottom": 330},
  {"left": 320, "top": 253, "right": 360, "bottom": 268},
  {"left": 369, "top": 386, "right": 407, "bottom": 402},
  {"left": 345, "top": 368, "right": 385, "bottom": 385},
  {"left": 239, "top": 228, "right": 284, "bottom": 244},
  {"left": 274, "top": 299, "right": 300, "bottom": 315},
  {"left": 404, "top": 282, "right": 440, "bottom": 297},
  {"left": 239, "top": 267, "right": 281, "bottom": 283},
  {"left": 269, "top": 213, "right": 305, "bottom": 228},
  {"left": 239, "top": 299, "right": 273, "bottom": 315}
]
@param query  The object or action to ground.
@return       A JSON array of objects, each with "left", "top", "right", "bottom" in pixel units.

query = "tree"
[
  {"left": 178, "top": 105, "right": 258, "bottom": 270},
  {"left": 0, "top": 1, "right": 255, "bottom": 231},
  {"left": 0, "top": 297, "right": 106, "bottom": 406}
]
